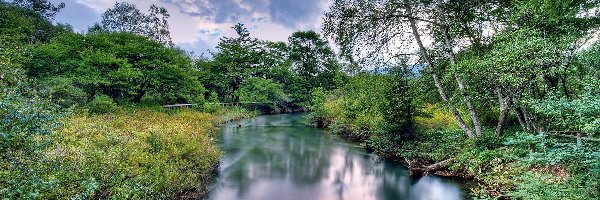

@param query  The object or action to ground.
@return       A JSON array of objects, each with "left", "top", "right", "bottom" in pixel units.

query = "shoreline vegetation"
[{"left": 308, "top": 83, "right": 599, "bottom": 199}]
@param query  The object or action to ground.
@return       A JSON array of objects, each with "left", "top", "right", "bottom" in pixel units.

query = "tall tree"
[
  {"left": 434, "top": 0, "right": 483, "bottom": 136},
  {"left": 1, "top": 0, "right": 64, "bottom": 19},
  {"left": 0, "top": 1, "right": 65, "bottom": 44},
  {"left": 288, "top": 30, "right": 344, "bottom": 103},
  {"left": 99, "top": 2, "right": 172, "bottom": 45},
  {"left": 212, "top": 23, "right": 262, "bottom": 102},
  {"left": 323, "top": 0, "right": 482, "bottom": 137}
]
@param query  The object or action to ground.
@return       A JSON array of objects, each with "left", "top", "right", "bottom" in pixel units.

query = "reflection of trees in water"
[{"left": 218, "top": 124, "right": 335, "bottom": 195}]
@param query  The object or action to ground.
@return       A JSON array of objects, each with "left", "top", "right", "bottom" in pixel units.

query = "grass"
[
  {"left": 47, "top": 108, "right": 223, "bottom": 199},
  {"left": 1, "top": 106, "right": 257, "bottom": 199}
]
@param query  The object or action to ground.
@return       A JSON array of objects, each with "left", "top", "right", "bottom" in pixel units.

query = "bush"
[
  {"left": 366, "top": 131, "right": 402, "bottom": 158},
  {"left": 47, "top": 109, "right": 222, "bottom": 199},
  {"left": 414, "top": 104, "right": 459, "bottom": 130},
  {"left": 40, "top": 77, "right": 87, "bottom": 108},
  {"left": 87, "top": 95, "right": 118, "bottom": 114},
  {"left": 0, "top": 67, "right": 60, "bottom": 199},
  {"left": 235, "top": 77, "right": 288, "bottom": 111}
]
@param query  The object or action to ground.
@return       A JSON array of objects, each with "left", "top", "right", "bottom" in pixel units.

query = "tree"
[
  {"left": 323, "top": 0, "right": 482, "bottom": 137},
  {"left": 99, "top": 2, "right": 172, "bottom": 45},
  {"left": 288, "top": 30, "right": 345, "bottom": 104},
  {"left": 1, "top": 0, "right": 64, "bottom": 19},
  {"left": 27, "top": 32, "right": 203, "bottom": 105},
  {"left": 381, "top": 64, "right": 415, "bottom": 139},
  {"left": 452, "top": 0, "right": 600, "bottom": 135},
  {"left": 211, "top": 23, "right": 262, "bottom": 102},
  {"left": 0, "top": 2, "right": 63, "bottom": 44}
]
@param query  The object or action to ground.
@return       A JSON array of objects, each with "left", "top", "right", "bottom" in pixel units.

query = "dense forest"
[{"left": 1, "top": 0, "right": 599, "bottom": 199}]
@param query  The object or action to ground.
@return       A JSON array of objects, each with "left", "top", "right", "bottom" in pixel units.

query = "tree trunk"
[
  {"left": 404, "top": 0, "right": 475, "bottom": 138},
  {"left": 523, "top": 108, "right": 536, "bottom": 132},
  {"left": 495, "top": 86, "right": 510, "bottom": 136},
  {"left": 511, "top": 96, "right": 527, "bottom": 131},
  {"left": 529, "top": 143, "right": 535, "bottom": 158},
  {"left": 133, "top": 89, "right": 146, "bottom": 103},
  {"left": 512, "top": 96, "right": 537, "bottom": 133},
  {"left": 436, "top": 0, "right": 482, "bottom": 137},
  {"left": 407, "top": 158, "right": 454, "bottom": 176}
]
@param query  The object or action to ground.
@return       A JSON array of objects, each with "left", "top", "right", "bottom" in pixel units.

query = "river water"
[{"left": 209, "top": 113, "right": 469, "bottom": 200}]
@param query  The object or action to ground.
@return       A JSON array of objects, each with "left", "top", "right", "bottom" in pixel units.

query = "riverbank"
[
  {"left": 311, "top": 117, "right": 599, "bottom": 199},
  {"left": 2, "top": 106, "right": 256, "bottom": 199}
]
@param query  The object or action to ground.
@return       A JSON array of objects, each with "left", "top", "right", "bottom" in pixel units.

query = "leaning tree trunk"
[
  {"left": 404, "top": 0, "right": 475, "bottom": 138},
  {"left": 512, "top": 96, "right": 529, "bottom": 132},
  {"left": 436, "top": 0, "right": 483, "bottom": 137},
  {"left": 495, "top": 86, "right": 510, "bottom": 136}
]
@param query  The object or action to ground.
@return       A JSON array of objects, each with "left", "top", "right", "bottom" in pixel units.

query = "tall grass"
[{"left": 43, "top": 109, "right": 223, "bottom": 199}]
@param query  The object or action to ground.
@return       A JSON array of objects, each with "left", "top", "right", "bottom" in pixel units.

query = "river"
[{"left": 208, "top": 113, "right": 469, "bottom": 200}]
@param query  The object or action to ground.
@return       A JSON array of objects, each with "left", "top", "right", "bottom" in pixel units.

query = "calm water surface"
[{"left": 209, "top": 113, "right": 469, "bottom": 200}]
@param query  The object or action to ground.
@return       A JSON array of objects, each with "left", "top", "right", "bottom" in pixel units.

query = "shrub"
[
  {"left": 414, "top": 104, "right": 459, "bottom": 130},
  {"left": 48, "top": 109, "right": 222, "bottom": 199},
  {"left": 0, "top": 67, "right": 60, "bottom": 199},
  {"left": 201, "top": 103, "right": 221, "bottom": 114},
  {"left": 40, "top": 77, "right": 87, "bottom": 108},
  {"left": 87, "top": 95, "right": 117, "bottom": 114}
]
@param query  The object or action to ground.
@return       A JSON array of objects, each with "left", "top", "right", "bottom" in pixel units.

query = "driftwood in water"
[{"left": 406, "top": 158, "right": 454, "bottom": 176}]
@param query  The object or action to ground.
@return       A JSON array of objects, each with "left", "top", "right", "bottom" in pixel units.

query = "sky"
[{"left": 49, "top": 0, "right": 332, "bottom": 55}]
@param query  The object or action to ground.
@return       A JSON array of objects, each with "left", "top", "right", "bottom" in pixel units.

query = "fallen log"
[{"left": 407, "top": 158, "right": 454, "bottom": 176}]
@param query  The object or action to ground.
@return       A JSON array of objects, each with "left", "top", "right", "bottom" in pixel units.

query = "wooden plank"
[
  {"left": 163, "top": 104, "right": 196, "bottom": 108},
  {"left": 163, "top": 102, "right": 263, "bottom": 108}
]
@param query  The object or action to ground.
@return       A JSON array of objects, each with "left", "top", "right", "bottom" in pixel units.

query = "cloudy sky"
[{"left": 49, "top": 0, "right": 332, "bottom": 55}]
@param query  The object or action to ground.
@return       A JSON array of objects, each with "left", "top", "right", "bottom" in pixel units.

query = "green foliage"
[
  {"left": 0, "top": 40, "right": 61, "bottom": 199},
  {"left": 2, "top": 0, "right": 65, "bottom": 20},
  {"left": 199, "top": 92, "right": 221, "bottom": 113},
  {"left": 235, "top": 77, "right": 288, "bottom": 104},
  {"left": 366, "top": 130, "right": 402, "bottom": 158},
  {"left": 40, "top": 77, "right": 87, "bottom": 107},
  {"left": 87, "top": 94, "right": 118, "bottom": 114},
  {"left": 27, "top": 32, "right": 203, "bottom": 106},
  {"left": 309, "top": 71, "right": 413, "bottom": 148},
  {"left": 507, "top": 142, "right": 599, "bottom": 199},
  {"left": 198, "top": 26, "right": 346, "bottom": 108},
  {"left": 0, "top": 77, "right": 58, "bottom": 154},
  {"left": 287, "top": 30, "right": 346, "bottom": 104},
  {"left": 0, "top": 2, "right": 61, "bottom": 44},
  {"left": 380, "top": 66, "right": 414, "bottom": 138},
  {"left": 414, "top": 104, "right": 459, "bottom": 130},
  {"left": 208, "top": 23, "right": 264, "bottom": 102},
  {"left": 529, "top": 52, "right": 600, "bottom": 133}
]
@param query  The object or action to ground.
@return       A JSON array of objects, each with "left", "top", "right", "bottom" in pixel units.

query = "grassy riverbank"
[
  {"left": 2, "top": 106, "right": 256, "bottom": 199},
  {"left": 310, "top": 96, "right": 599, "bottom": 199}
]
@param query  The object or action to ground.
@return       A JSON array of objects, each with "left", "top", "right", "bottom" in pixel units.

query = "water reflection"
[{"left": 209, "top": 114, "right": 466, "bottom": 200}]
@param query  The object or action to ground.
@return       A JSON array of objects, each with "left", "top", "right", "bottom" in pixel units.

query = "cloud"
[
  {"left": 176, "top": 37, "right": 215, "bottom": 57},
  {"left": 160, "top": 0, "right": 327, "bottom": 29},
  {"left": 49, "top": 0, "right": 101, "bottom": 31},
  {"left": 268, "top": 0, "right": 324, "bottom": 29},
  {"left": 48, "top": 0, "right": 333, "bottom": 55},
  {"left": 199, "top": 29, "right": 223, "bottom": 37}
]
